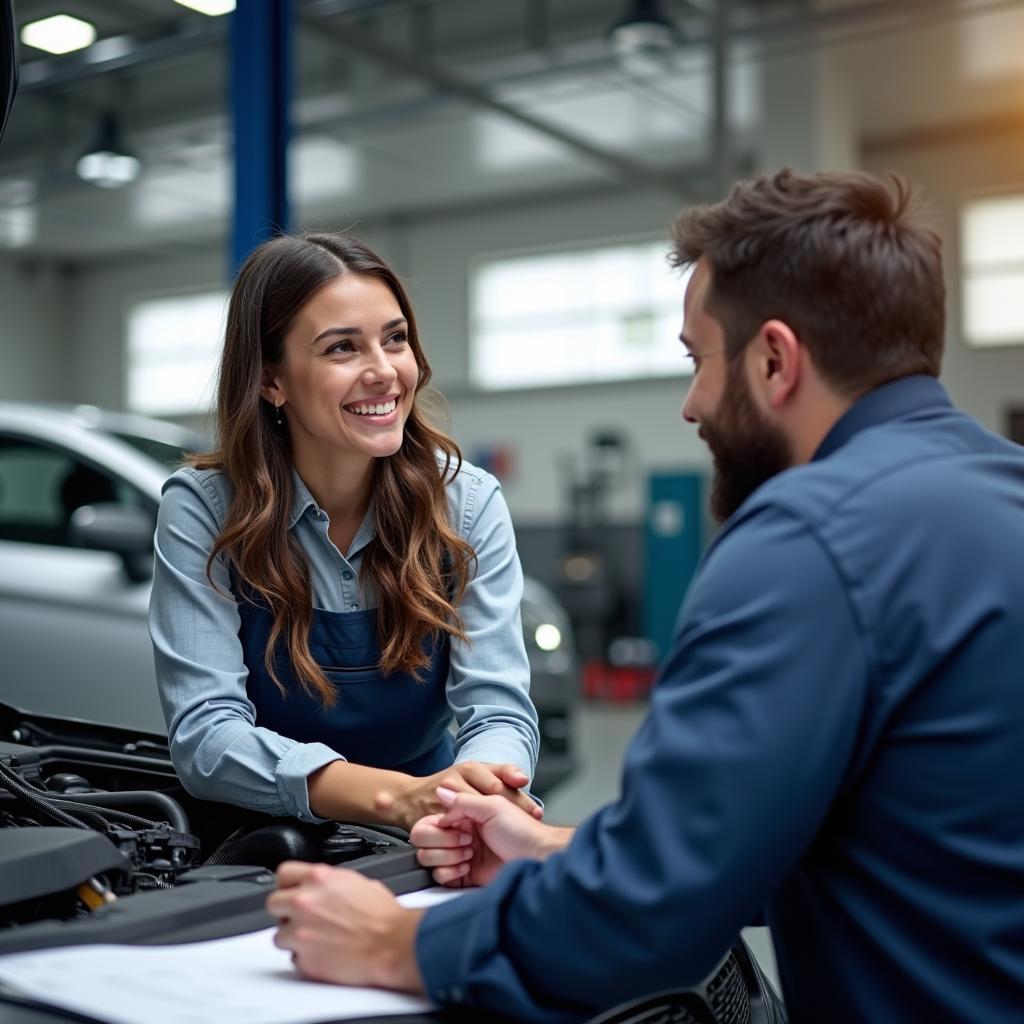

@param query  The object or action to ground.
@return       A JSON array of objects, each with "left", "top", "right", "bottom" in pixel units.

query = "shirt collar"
[
  {"left": 812, "top": 374, "right": 952, "bottom": 462},
  {"left": 288, "top": 469, "right": 321, "bottom": 528},
  {"left": 287, "top": 468, "right": 377, "bottom": 555}
]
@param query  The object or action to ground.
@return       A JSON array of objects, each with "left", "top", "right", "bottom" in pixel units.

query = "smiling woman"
[
  {"left": 264, "top": 274, "right": 419, "bottom": 481},
  {"left": 148, "top": 233, "right": 541, "bottom": 832}
]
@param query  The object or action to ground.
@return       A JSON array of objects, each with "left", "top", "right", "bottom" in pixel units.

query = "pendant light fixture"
[
  {"left": 608, "top": 0, "right": 680, "bottom": 76},
  {"left": 75, "top": 111, "right": 141, "bottom": 188}
]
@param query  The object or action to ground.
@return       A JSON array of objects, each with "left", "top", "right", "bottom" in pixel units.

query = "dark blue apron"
[{"left": 236, "top": 588, "right": 454, "bottom": 776}]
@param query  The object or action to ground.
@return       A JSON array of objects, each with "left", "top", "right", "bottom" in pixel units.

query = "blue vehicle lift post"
[{"left": 230, "top": 0, "right": 293, "bottom": 273}]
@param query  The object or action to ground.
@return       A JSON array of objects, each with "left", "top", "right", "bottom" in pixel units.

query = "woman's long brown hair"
[{"left": 193, "top": 233, "right": 476, "bottom": 707}]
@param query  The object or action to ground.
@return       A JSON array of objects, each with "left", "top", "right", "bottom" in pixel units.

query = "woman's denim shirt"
[{"left": 148, "top": 457, "right": 539, "bottom": 822}]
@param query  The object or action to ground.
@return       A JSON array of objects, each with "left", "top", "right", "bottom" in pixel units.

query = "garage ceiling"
[{"left": 2, "top": 0, "right": 1024, "bottom": 260}]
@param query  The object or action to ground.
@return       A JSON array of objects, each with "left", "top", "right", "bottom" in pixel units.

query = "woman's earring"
[{"left": 273, "top": 401, "right": 283, "bottom": 426}]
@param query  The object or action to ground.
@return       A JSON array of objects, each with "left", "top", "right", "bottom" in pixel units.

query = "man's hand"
[
  {"left": 374, "top": 761, "right": 543, "bottom": 832},
  {"left": 410, "top": 786, "right": 573, "bottom": 888},
  {"left": 267, "top": 862, "right": 425, "bottom": 992}
]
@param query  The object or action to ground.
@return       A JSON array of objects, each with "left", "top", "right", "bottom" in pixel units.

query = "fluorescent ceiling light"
[
  {"left": 20, "top": 14, "right": 96, "bottom": 55},
  {"left": 172, "top": 0, "right": 237, "bottom": 14}
]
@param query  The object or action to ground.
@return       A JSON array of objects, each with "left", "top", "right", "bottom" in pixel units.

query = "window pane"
[
  {"left": 962, "top": 195, "right": 1024, "bottom": 267},
  {"left": 471, "top": 240, "right": 690, "bottom": 390},
  {"left": 126, "top": 291, "right": 227, "bottom": 415},
  {"left": 963, "top": 270, "right": 1024, "bottom": 347}
]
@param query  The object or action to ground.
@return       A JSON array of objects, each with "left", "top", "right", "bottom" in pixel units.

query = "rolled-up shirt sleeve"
[
  {"left": 416, "top": 505, "right": 870, "bottom": 1021},
  {"left": 447, "top": 471, "right": 540, "bottom": 780},
  {"left": 149, "top": 471, "right": 341, "bottom": 821}
]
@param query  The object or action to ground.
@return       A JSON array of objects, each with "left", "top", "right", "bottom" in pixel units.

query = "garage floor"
[{"left": 543, "top": 699, "right": 782, "bottom": 996}]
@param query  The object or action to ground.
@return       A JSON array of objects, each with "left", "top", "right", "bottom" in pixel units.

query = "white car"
[{"left": 0, "top": 402, "right": 575, "bottom": 793}]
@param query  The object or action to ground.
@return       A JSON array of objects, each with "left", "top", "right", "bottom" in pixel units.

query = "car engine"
[{"left": 0, "top": 702, "right": 426, "bottom": 944}]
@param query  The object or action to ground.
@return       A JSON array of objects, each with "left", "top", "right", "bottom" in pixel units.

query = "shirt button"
[
  {"left": 342, "top": 569, "right": 354, "bottom": 580},
  {"left": 349, "top": 603, "right": 359, "bottom": 611}
]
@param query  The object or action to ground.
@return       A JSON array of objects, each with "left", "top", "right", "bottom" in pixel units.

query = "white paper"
[{"left": 0, "top": 887, "right": 465, "bottom": 1024}]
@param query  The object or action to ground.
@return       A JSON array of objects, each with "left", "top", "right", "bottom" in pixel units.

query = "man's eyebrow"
[{"left": 313, "top": 317, "right": 407, "bottom": 345}]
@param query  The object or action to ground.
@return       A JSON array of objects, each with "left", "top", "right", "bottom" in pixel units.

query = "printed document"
[{"left": 0, "top": 886, "right": 464, "bottom": 1024}]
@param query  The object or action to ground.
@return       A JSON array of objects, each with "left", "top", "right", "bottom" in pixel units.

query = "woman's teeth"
[{"left": 349, "top": 398, "right": 397, "bottom": 416}]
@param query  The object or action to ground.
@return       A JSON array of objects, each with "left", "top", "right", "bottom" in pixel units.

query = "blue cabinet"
[{"left": 643, "top": 472, "right": 704, "bottom": 660}]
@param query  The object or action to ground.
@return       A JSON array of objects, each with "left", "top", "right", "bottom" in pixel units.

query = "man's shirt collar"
[{"left": 813, "top": 375, "right": 952, "bottom": 463}]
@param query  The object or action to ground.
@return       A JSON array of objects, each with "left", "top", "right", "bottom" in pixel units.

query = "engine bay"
[{"left": 0, "top": 703, "right": 428, "bottom": 948}]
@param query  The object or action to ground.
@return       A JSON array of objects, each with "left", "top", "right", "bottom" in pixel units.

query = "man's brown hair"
[{"left": 669, "top": 168, "right": 945, "bottom": 395}]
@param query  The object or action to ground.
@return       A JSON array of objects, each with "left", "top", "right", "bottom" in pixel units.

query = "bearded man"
[{"left": 267, "top": 169, "right": 1024, "bottom": 1023}]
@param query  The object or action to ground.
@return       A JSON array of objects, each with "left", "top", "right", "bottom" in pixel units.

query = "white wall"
[
  {"left": 0, "top": 259, "right": 71, "bottom": 402},
  {"left": 865, "top": 130, "right": 1024, "bottom": 435}
]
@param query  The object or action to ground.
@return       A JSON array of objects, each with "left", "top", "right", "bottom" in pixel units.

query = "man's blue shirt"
[{"left": 416, "top": 376, "right": 1024, "bottom": 1022}]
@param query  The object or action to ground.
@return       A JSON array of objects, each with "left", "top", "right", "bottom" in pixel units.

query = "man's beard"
[{"left": 702, "top": 361, "right": 793, "bottom": 523}]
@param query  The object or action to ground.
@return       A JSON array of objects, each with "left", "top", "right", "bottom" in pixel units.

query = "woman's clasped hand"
[{"left": 373, "top": 761, "right": 543, "bottom": 832}]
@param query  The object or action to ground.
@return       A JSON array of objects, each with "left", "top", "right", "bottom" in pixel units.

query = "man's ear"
[{"left": 748, "top": 319, "right": 801, "bottom": 411}]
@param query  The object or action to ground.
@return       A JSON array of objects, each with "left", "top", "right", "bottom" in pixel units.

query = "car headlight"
[{"left": 534, "top": 623, "right": 562, "bottom": 652}]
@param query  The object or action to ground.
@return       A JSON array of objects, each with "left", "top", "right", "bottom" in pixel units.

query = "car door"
[{"left": 0, "top": 434, "right": 166, "bottom": 734}]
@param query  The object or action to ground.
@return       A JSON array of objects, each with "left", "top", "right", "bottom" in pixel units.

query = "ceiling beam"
[
  {"left": 17, "top": 0, "right": 1024, "bottom": 98},
  {"left": 302, "top": 15, "right": 693, "bottom": 200},
  {"left": 17, "top": 19, "right": 227, "bottom": 94}
]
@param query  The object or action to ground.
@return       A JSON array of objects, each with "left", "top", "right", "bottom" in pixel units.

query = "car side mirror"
[{"left": 68, "top": 503, "right": 154, "bottom": 583}]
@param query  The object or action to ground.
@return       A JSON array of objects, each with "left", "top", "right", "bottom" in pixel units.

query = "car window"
[
  {"left": 0, "top": 436, "right": 149, "bottom": 548},
  {"left": 108, "top": 432, "right": 191, "bottom": 471}
]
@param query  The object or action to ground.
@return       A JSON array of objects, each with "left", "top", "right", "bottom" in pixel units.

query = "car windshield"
[{"left": 109, "top": 432, "right": 193, "bottom": 471}]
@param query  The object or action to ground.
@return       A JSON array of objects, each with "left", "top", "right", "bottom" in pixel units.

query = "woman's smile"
[
  {"left": 342, "top": 393, "right": 401, "bottom": 424},
  {"left": 265, "top": 273, "right": 420, "bottom": 464}
]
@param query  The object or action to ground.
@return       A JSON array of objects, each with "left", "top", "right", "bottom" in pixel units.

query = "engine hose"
[
  {"left": 201, "top": 827, "right": 248, "bottom": 867},
  {"left": 0, "top": 761, "right": 91, "bottom": 829},
  {"left": 47, "top": 795, "right": 166, "bottom": 831},
  {"left": 53, "top": 790, "right": 191, "bottom": 836},
  {"left": 0, "top": 761, "right": 169, "bottom": 834}
]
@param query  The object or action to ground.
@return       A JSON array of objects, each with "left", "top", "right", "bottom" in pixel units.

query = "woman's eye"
[
  {"left": 385, "top": 331, "right": 408, "bottom": 346},
  {"left": 325, "top": 340, "right": 355, "bottom": 355}
]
